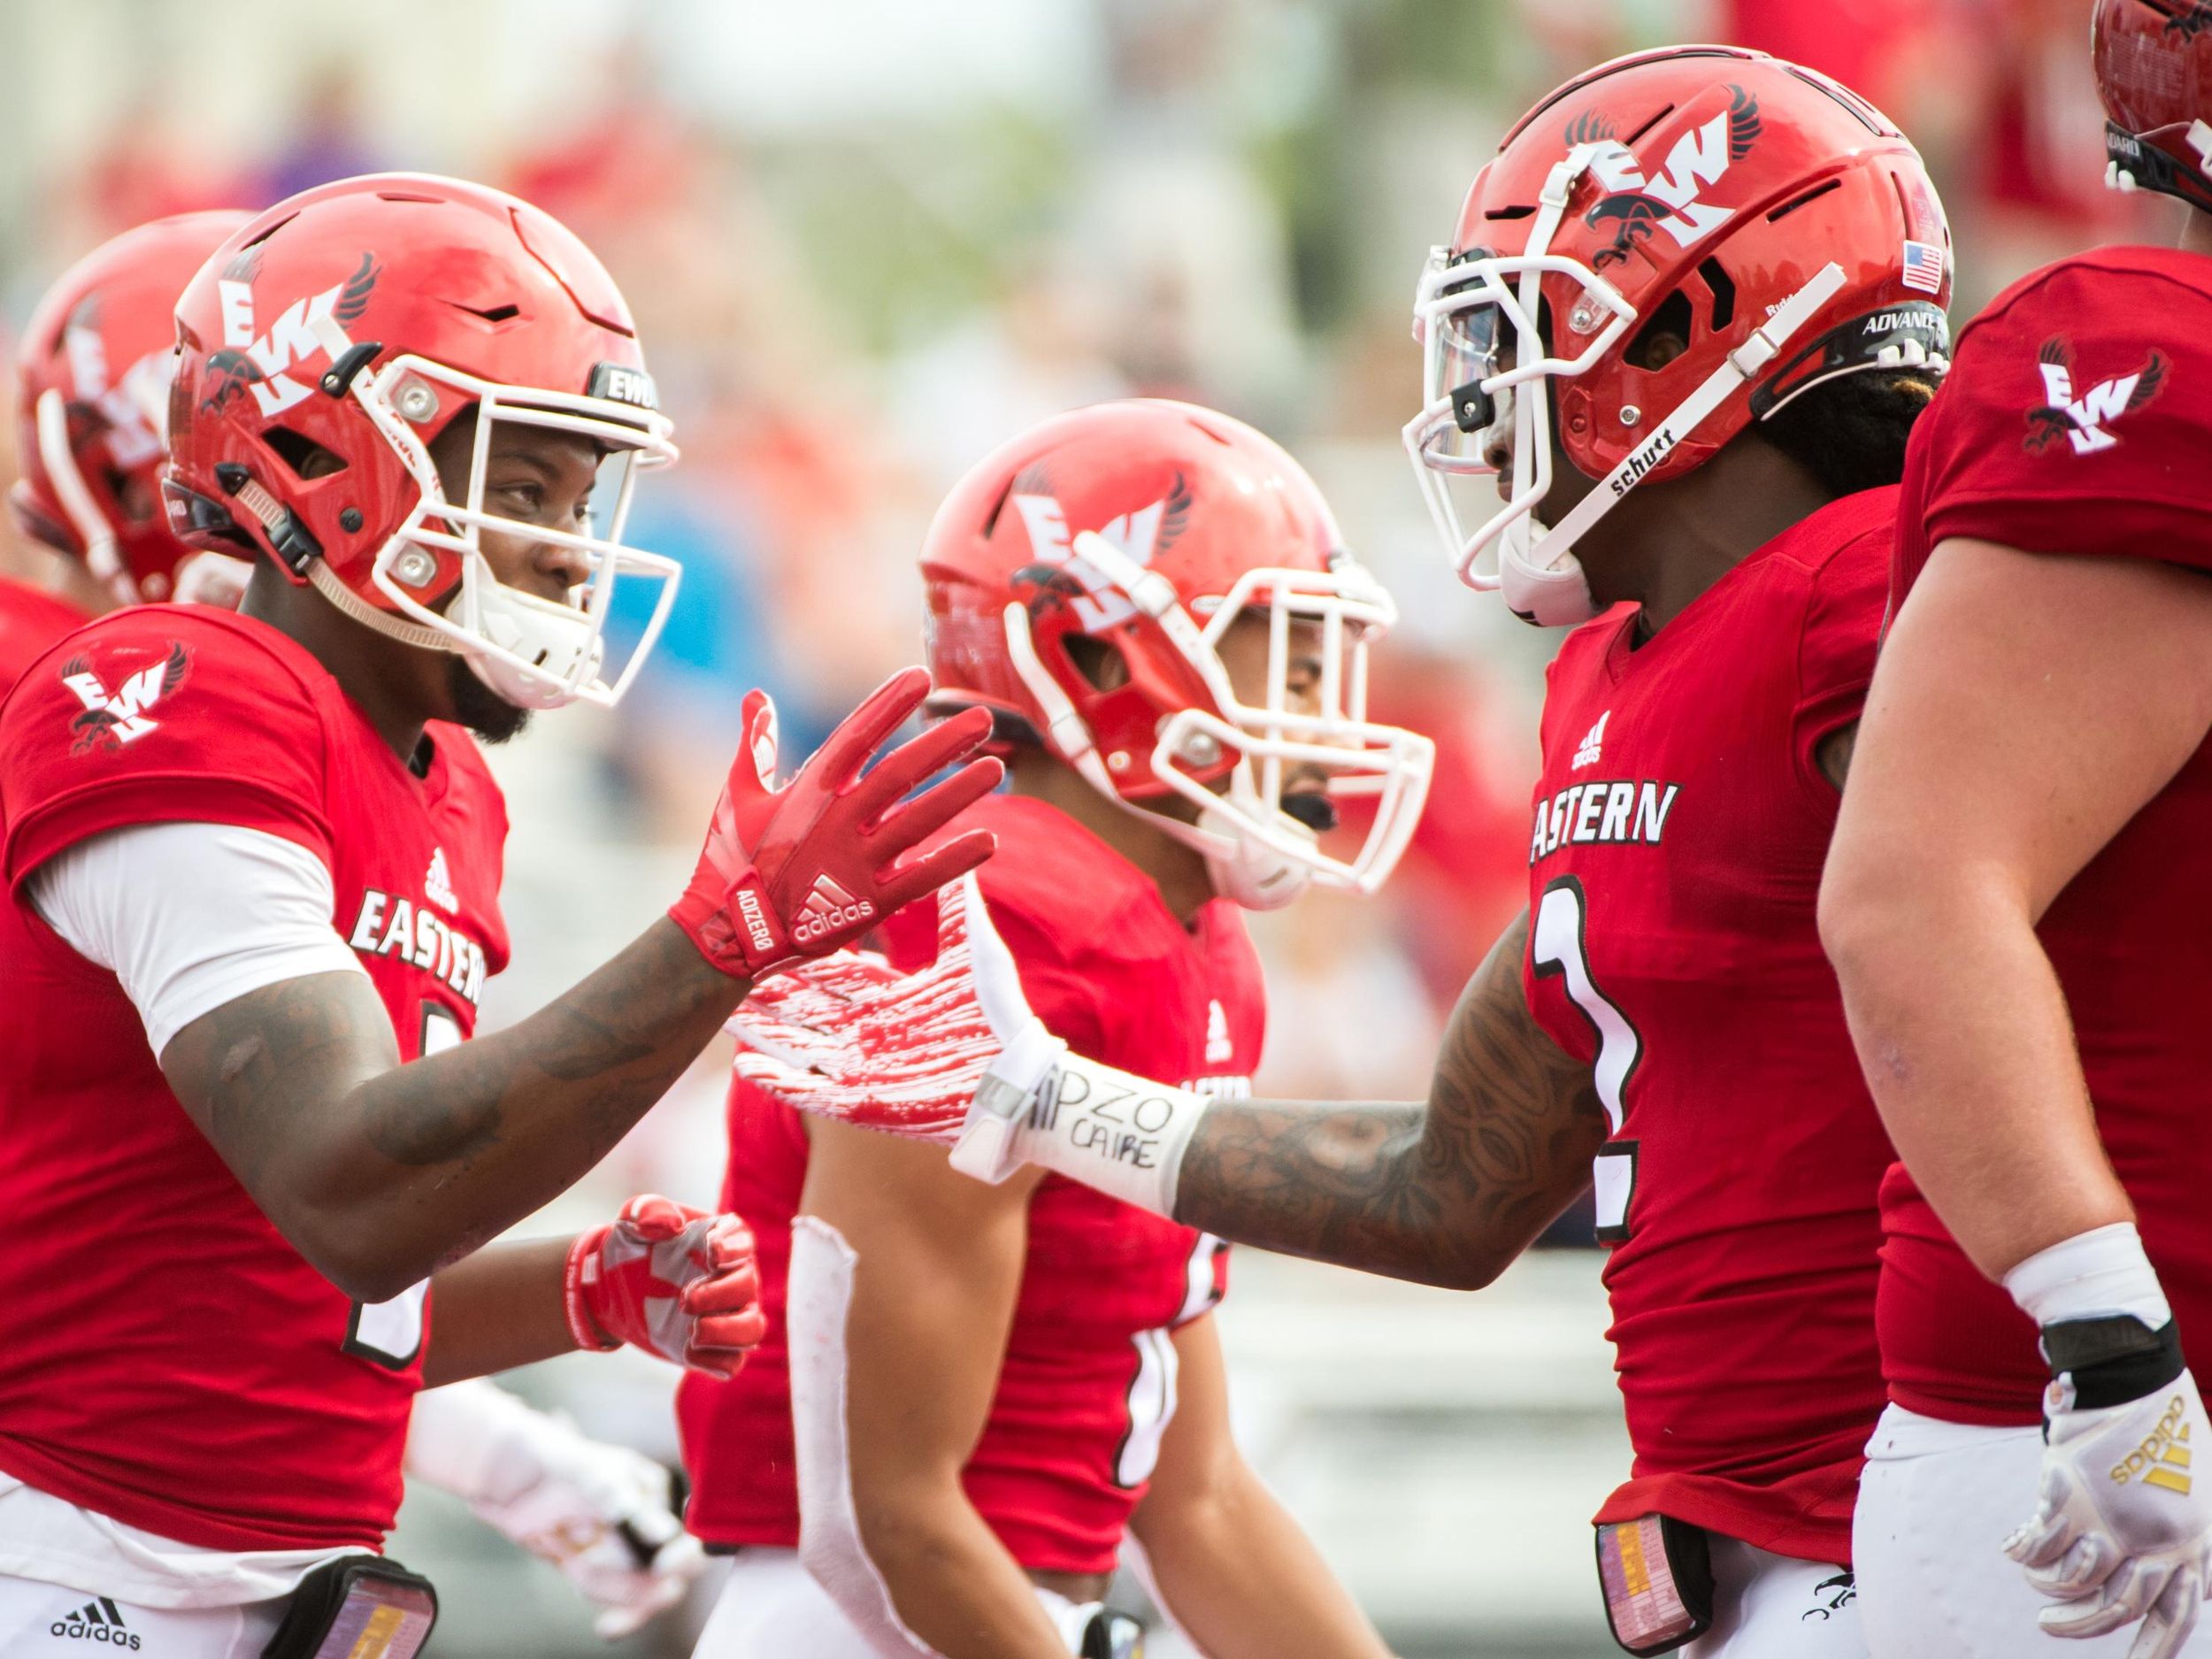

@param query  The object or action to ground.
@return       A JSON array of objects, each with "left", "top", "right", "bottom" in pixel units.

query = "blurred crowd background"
[{"left": 0, "top": 2, "right": 2167, "bottom": 1655}]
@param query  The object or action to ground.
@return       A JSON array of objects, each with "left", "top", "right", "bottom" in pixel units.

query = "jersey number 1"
[{"left": 1532, "top": 878, "right": 1640, "bottom": 1244}]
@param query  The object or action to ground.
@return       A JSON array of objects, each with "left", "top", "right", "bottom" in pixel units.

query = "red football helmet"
[
  {"left": 1404, "top": 46, "right": 1952, "bottom": 625},
  {"left": 12, "top": 211, "right": 252, "bottom": 605},
  {"left": 2095, "top": 0, "right": 2212, "bottom": 211},
  {"left": 165, "top": 173, "right": 680, "bottom": 710},
  {"left": 922, "top": 399, "right": 1433, "bottom": 910}
]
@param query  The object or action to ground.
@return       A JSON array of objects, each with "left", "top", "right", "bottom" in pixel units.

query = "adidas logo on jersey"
[
  {"left": 791, "top": 874, "right": 873, "bottom": 945},
  {"left": 423, "top": 847, "right": 457, "bottom": 913},
  {"left": 1571, "top": 712, "right": 1610, "bottom": 771},
  {"left": 50, "top": 1598, "right": 140, "bottom": 1649},
  {"left": 1204, "top": 1000, "right": 1233, "bottom": 1065}
]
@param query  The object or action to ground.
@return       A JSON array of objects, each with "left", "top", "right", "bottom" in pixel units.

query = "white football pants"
[
  {"left": 693, "top": 1547, "right": 1094, "bottom": 1659},
  {"left": 1857, "top": 1402, "right": 2212, "bottom": 1657},
  {"left": 1685, "top": 1534, "right": 1863, "bottom": 1657},
  {"left": 0, "top": 1575, "right": 284, "bottom": 1657}
]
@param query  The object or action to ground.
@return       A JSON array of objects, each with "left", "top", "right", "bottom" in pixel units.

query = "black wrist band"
[{"left": 2042, "top": 1316, "right": 2186, "bottom": 1410}]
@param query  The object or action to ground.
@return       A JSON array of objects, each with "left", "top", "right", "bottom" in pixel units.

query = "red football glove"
[
  {"left": 671, "top": 667, "right": 1001, "bottom": 981},
  {"left": 564, "top": 1196, "right": 768, "bottom": 1379}
]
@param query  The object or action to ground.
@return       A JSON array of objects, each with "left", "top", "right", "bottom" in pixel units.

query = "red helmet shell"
[
  {"left": 12, "top": 211, "right": 250, "bottom": 600},
  {"left": 165, "top": 173, "right": 657, "bottom": 618},
  {"left": 2095, "top": 0, "right": 2212, "bottom": 210},
  {"left": 1453, "top": 44, "right": 1951, "bottom": 488},
  {"left": 922, "top": 399, "right": 1342, "bottom": 799}
]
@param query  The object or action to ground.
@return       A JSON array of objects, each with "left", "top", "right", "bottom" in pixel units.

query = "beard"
[{"left": 443, "top": 655, "right": 534, "bottom": 745}]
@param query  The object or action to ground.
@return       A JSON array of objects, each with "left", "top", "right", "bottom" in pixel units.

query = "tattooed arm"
[
  {"left": 1172, "top": 911, "right": 1605, "bottom": 1290},
  {"left": 160, "top": 919, "right": 743, "bottom": 1303}
]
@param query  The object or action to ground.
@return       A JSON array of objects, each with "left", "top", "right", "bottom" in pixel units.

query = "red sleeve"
[
  {"left": 1, "top": 609, "right": 333, "bottom": 893},
  {"left": 1912, "top": 257, "right": 2212, "bottom": 572},
  {"left": 1791, "top": 512, "right": 1891, "bottom": 798},
  {"left": 0, "top": 578, "right": 93, "bottom": 705}
]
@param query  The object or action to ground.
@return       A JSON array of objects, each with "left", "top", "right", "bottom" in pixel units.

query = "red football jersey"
[
  {"left": 1520, "top": 489, "right": 1899, "bottom": 1565},
  {"left": 680, "top": 792, "right": 1256, "bottom": 1575},
  {"left": 1880, "top": 246, "right": 2212, "bottom": 1427},
  {"left": 0, "top": 605, "right": 510, "bottom": 1550},
  {"left": 0, "top": 574, "right": 92, "bottom": 703}
]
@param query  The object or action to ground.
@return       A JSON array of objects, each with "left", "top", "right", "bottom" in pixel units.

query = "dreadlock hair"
[{"left": 1757, "top": 367, "right": 1941, "bottom": 499}]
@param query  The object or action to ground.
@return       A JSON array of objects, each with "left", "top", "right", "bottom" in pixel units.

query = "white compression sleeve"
[{"left": 27, "top": 820, "right": 365, "bottom": 1057}]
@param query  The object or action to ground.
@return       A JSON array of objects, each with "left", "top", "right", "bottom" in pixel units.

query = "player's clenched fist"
[
  {"left": 670, "top": 667, "right": 1002, "bottom": 981},
  {"left": 565, "top": 1195, "right": 769, "bottom": 1378}
]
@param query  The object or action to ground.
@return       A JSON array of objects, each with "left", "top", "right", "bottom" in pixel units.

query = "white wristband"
[
  {"left": 951, "top": 1019, "right": 1210, "bottom": 1218},
  {"left": 2003, "top": 1222, "right": 2173, "bottom": 1331},
  {"left": 1028, "top": 1049, "right": 1210, "bottom": 1218}
]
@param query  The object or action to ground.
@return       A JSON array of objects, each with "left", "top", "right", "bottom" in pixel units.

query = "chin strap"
[{"left": 307, "top": 555, "right": 459, "bottom": 653}]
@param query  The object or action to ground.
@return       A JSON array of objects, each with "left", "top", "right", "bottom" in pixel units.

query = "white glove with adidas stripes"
[
  {"left": 728, "top": 874, "right": 1213, "bottom": 1218},
  {"left": 2003, "top": 1225, "right": 2212, "bottom": 1659}
]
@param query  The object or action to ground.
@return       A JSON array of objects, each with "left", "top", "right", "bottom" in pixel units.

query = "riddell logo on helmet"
[
  {"left": 1581, "top": 88, "right": 1762, "bottom": 270},
  {"left": 204, "top": 250, "right": 380, "bottom": 420},
  {"left": 792, "top": 874, "right": 872, "bottom": 944}
]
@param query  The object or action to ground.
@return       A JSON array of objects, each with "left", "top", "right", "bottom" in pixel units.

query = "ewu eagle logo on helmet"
[
  {"left": 2163, "top": 0, "right": 2212, "bottom": 40},
  {"left": 1580, "top": 87, "right": 1763, "bottom": 271},
  {"left": 1008, "top": 467, "right": 1193, "bottom": 634},
  {"left": 61, "top": 294, "right": 166, "bottom": 473},
  {"left": 2024, "top": 336, "right": 2168, "bottom": 455},
  {"left": 203, "top": 250, "right": 380, "bottom": 419}
]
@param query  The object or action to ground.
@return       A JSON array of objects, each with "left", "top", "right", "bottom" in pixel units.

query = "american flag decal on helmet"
[{"left": 1901, "top": 240, "right": 1944, "bottom": 295}]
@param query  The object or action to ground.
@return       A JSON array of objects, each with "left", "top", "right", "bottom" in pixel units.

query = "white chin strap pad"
[
  {"left": 1198, "top": 803, "right": 1313, "bottom": 912},
  {"left": 1501, "top": 549, "right": 1599, "bottom": 628}
]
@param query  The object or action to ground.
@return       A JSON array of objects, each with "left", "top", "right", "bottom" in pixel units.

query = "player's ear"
[
  {"left": 1064, "top": 634, "right": 1130, "bottom": 693},
  {"left": 1624, "top": 290, "right": 1694, "bottom": 372}
]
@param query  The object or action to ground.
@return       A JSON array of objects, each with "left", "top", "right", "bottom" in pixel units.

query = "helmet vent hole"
[
  {"left": 1064, "top": 634, "right": 1131, "bottom": 694},
  {"left": 1624, "top": 104, "right": 1676, "bottom": 146},
  {"left": 1624, "top": 290, "right": 1696, "bottom": 373},
  {"left": 264, "top": 427, "right": 349, "bottom": 480},
  {"left": 1701, "top": 258, "right": 1737, "bottom": 332},
  {"left": 1767, "top": 179, "right": 1843, "bottom": 224},
  {"left": 980, "top": 478, "right": 1017, "bottom": 538},
  {"left": 1483, "top": 204, "right": 1538, "bottom": 221}
]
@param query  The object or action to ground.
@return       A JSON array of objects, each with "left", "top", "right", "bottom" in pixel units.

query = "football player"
[
  {"left": 1820, "top": 4, "right": 2212, "bottom": 1655},
  {"left": 684, "top": 401, "right": 1426, "bottom": 1658},
  {"left": 0, "top": 174, "right": 999, "bottom": 1657},
  {"left": 734, "top": 48, "right": 1952, "bottom": 1657},
  {"left": 3, "top": 211, "right": 257, "bottom": 697},
  {"left": 5, "top": 204, "right": 733, "bottom": 1644}
]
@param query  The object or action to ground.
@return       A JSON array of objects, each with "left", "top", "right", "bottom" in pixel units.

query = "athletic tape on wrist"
[{"left": 1033, "top": 1051, "right": 1209, "bottom": 1218}]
